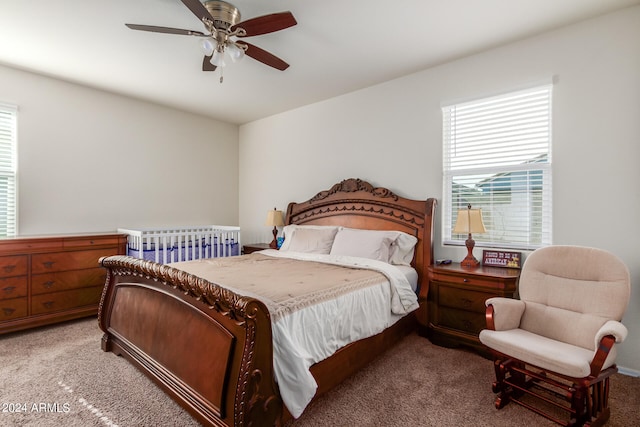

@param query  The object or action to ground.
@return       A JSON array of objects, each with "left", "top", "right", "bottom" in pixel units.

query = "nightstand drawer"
[
  {"left": 438, "top": 284, "right": 489, "bottom": 313},
  {"left": 438, "top": 306, "right": 485, "bottom": 335},
  {"left": 431, "top": 271, "right": 503, "bottom": 289}
]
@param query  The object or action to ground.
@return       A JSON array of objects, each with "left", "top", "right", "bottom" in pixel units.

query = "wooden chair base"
[{"left": 491, "top": 357, "right": 616, "bottom": 427}]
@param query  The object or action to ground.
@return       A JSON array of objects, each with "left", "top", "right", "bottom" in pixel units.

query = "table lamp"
[
  {"left": 452, "top": 204, "right": 486, "bottom": 268},
  {"left": 265, "top": 208, "right": 284, "bottom": 249}
]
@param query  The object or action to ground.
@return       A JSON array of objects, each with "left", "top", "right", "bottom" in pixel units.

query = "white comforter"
[{"left": 259, "top": 249, "right": 418, "bottom": 418}]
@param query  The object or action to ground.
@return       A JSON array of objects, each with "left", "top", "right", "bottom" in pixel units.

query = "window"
[
  {"left": 442, "top": 84, "right": 552, "bottom": 250},
  {"left": 0, "top": 103, "right": 17, "bottom": 237}
]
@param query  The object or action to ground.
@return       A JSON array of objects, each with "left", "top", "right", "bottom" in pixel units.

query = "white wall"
[
  {"left": 0, "top": 64, "right": 239, "bottom": 234},
  {"left": 239, "top": 7, "right": 640, "bottom": 372}
]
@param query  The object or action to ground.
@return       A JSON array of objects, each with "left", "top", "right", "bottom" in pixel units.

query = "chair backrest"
[{"left": 518, "top": 245, "right": 630, "bottom": 350}]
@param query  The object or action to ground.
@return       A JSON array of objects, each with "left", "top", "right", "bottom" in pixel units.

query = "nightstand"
[
  {"left": 242, "top": 243, "right": 272, "bottom": 254},
  {"left": 426, "top": 262, "right": 519, "bottom": 357}
]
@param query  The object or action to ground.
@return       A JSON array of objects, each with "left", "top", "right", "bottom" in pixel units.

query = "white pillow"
[
  {"left": 389, "top": 232, "right": 418, "bottom": 266},
  {"left": 279, "top": 225, "right": 340, "bottom": 254},
  {"left": 329, "top": 228, "right": 395, "bottom": 262},
  {"left": 280, "top": 224, "right": 341, "bottom": 246}
]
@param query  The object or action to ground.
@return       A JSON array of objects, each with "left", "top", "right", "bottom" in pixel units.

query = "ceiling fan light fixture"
[
  {"left": 200, "top": 38, "right": 217, "bottom": 56},
  {"left": 226, "top": 42, "right": 245, "bottom": 62},
  {"left": 211, "top": 49, "right": 226, "bottom": 67}
]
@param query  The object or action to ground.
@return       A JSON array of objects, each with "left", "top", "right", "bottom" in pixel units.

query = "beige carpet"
[{"left": 1, "top": 318, "right": 638, "bottom": 426}]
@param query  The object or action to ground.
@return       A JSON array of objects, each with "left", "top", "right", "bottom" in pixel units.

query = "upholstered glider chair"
[{"left": 479, "top": 245, "right": 630, "bottom": 426}]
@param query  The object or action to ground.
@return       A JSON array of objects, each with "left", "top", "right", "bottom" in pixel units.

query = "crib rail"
[{"left": 118, "top": 225, "right": 241, "bottom": 264}]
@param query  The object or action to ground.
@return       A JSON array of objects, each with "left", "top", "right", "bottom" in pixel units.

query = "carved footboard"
[{"left": 97, "top": 255, "right": 281, "bottom": 427}]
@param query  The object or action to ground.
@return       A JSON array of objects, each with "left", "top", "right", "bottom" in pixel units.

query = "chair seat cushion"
[{"left": 479, "top": 328, "right": 614, "bottom": 378}]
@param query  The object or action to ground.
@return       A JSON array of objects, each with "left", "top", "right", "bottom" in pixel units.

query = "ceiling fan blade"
[
  {"left": 232, "top": 12, "right": 297, "bottom": 37},
  {"left": 202, "top": 55, "right": 217, "bottom": 71},
  {"left": 181, "top": 0, "right": 214, "bottom": 23},
  {"left": 125, "top": 23, "right": 205, "bottom": 36},
  {"left": 243, "top": 42, "right": 289, "bottom": 71}
]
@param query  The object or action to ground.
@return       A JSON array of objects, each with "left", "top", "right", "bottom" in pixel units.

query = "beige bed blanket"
[{"left": 171, "top": 253, "right": 387, "bottom": 322}]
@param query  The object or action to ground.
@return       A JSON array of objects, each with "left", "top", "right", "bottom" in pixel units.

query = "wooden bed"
[{"left": 98, "top": 178, "right": 436, "bottom": 426}]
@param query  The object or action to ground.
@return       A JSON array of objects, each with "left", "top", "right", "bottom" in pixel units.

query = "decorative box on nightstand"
[
  {"left": 242, "top": 243, "right": 272, "bottom": 254},
  {"left": 427, "top": 262, "right": 520, "bottom": 357}
]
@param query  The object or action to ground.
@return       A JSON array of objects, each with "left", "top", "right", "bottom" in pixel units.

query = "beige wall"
[
  {"left": 0, "top": 64, "right": 239, "bottom": 234},
  {"left": 239, "top": 7, "right": 640, "bottom": 372},
  {"left": 2, "top": 5, "right": 637, "bottom": 373}
]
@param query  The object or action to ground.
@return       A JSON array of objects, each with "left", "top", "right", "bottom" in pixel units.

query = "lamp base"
[
  {"left": 460, "top": 233, "right": 480, "bottom": 269},
  {"left": 460, "top": 255, "right": 481, "bottom": 269},
  {"left": 269, "top": 226, "right": 278, "bottom": 249}
]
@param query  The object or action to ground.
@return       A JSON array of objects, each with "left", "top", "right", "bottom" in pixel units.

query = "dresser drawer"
[
  {"left": 0, "top": 298, "right": 28, "bottom": 321},
  {"left": 438, "top": 306, "right": 486, "bottom": 335},
  {"left": 0, "top": 255, "right": 28, "bottom": 278},
  {"left": 0, "top": 276, "right": 28, "bottom": 300},
  {"left": 31, "top": 248, "right": 118, "bottom": 274},
  {"left": 0, "top": 240, "right": 62, "bottom": 253},
  {"left": 31, "top": 286, "right": 103, "bottom": 315},
  {"left": 31, "top": 268, "right": 107, "bottom": 295},
  {"left": 62, "top": 235, "right": 125, "bottom": 248},
  {"left": 438, "top": 284, "right": 491, "bottom": 313}
]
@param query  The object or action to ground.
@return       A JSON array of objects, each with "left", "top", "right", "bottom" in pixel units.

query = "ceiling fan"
[{"left": 126, "top": 0, "right": 297, "bottom": 82}]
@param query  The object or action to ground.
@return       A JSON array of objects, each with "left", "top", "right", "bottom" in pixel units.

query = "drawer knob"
[
  {"left": 462, "top": 320, "right": 473, "bottom": 331},
  {"left": 2, "top": 307, "right": 15, "bottom": 315},
  {"left": 42, "top": 261, "right": 56, "bottom": 269},
  {"left": 463, "top": 278, "right": 470, "bottom": 283},
  {"left": 43, "top": 281, "right": 55, "bottom": 289},
  {"left": 2, "top": 286, "right": 16, "bottom": 293},
  {"left": 461, "top": 298, "right": 473, "bottom": 308},
  {"left": 43, "top": 301, "right": 55, "bottom": 309},
  {"left": 2, "top": 265, "right": 16, "bottom": 273}
]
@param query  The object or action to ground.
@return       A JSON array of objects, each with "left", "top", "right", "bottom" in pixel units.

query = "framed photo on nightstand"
[{"left": 482, "top": 250, "right": 522, "bottom": 268}]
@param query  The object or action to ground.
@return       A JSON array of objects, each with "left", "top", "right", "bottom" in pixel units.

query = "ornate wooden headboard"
[{"left": 285, "top": 178, "right": 436, "bottom": 295}]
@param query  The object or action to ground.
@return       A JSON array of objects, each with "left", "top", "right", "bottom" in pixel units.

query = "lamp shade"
[
  {"left": 453, "top": 207, "right": 486, "bottom": 234},
  {"left": 453, "top": 204, "right": 486, "bottom": 268},
  {"left": 265, "top": 209, "right": 284, "bottom": 227}
]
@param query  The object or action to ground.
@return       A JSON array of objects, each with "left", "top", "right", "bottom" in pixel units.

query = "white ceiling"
[{"left": 1, "top": 0, "right": 638, "bottom": 124}]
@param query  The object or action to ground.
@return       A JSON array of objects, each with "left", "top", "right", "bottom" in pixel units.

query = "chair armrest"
[
  {"left": 595, "top": 320, "right": 628, "bottom": 346},
  {"left": 485, "top": 297, "right": 525, "bottom": 331},
  {"left": 589, "top": 321, "right": 628, "bottom": 376}
]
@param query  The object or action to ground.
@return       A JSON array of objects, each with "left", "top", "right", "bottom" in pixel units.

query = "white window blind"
[
  {"left": 442, "top": 85, "right": 552, "bottom": 250},
  {"left": 0, "top": 103, "right": 17, "bottom": 237}
]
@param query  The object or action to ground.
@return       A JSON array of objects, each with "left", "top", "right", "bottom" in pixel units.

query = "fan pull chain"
[{"left": 219, "top": 67, "right": 224, "bottom": 83}]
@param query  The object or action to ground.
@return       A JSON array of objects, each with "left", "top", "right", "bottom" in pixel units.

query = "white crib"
[{"left": 118, "top": 225, "right": 241, "bottom": 264}]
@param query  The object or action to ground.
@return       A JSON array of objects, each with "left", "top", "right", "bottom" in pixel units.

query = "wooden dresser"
[
  {"left": 0, "top": 233, "right": 127, "bottom": 334},
  {"left": 242, "top": 243, "right": 272, "bottom": 254},
  {"left": 427, "top": 263, "right": 519, "bottom": 356}
]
